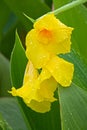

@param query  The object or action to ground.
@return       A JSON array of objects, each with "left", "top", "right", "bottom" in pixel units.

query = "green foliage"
[
  {"left": 0, "top": 98, "right": 29, "bottom": 130},
  {"left": 0, "top": 113, "right": 12, "bottom": 130},
  {"left": 58, "top": 50, "right": 87, "bottom": 129},
  {"left": 10, "top": 32, "right": 28, "bottom": 87},
  {"left": 0, "top": 53, "right": 11, "bottom": 96},
  {"left": 59, "top": 84, "right": 87, "bottom": 130}
]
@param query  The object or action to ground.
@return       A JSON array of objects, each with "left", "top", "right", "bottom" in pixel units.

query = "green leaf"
[
  {"left": 0, "top": 113, "right": 12, "bottom": 130},
  {"left": 58, "top": 50, "right": 87, "bottom": 129},
  {"left": 11, "top": 32, "right": 61, "bottom": 130},
  {"left": 0, "top": 53, "right": 11, "bottom": 97},
  {"left": 0, "top": 98, "right": 29, "bottom": 130},
  {"left": 11, "top": 32, "right": 28, "bottom": 87},
  {"left": 54, "top": 0, "right": 87, "bottom": 63},
  {"left": 58, "top": 83, "right": 87, "bottom": 130},
  {"left": 4, "top": 0, "right": 50, "bottom": 31}
]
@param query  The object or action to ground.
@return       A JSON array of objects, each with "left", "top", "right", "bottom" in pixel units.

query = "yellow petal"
[
  {"left": 26, "top": 29, "right": 50, "bottom": 69},
  {"left": 9, "top": 61, "right": 40, "bottom": 102},
  {"left": 34, "top": 68, "right": 58, "bottom": 102},
  {"left": 38, "top": 77, "right": 57, "bottom": 102},
  {"left": 8, "top": 87, "right": 18, "bottom": 96},
  {"left": 9, "top": 82, "right": 38, "bottom": 103},
  {"left": 43, "top": 34, "right": 72, "bottom": 55},
  {"left": 9, "top": 61, "right": 58, "bottom": 113},
  {"left": 9, "top": 87, "right": 51, "bottom": 113},
  {"left": 34, "top": 14, "right": 68, "bottom": 31},
  {"left": 46, "top": 56, "right": 74, "bottom": 86},
  {"left": 38, "top": 68, "right": 51, "bottom": 83},
  {"left": 34, "top": 13, "right": 73, "bottom": 54},
  {"left": 25, "top": 100, "right": 51, "bottom": 113},
  {"left": 23, "top": 60, "right": 39, "bottom": 84}
]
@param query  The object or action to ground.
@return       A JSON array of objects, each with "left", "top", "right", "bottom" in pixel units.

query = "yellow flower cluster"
[{"left": 10, "top": 14, "right": 74, "bottom": 113}]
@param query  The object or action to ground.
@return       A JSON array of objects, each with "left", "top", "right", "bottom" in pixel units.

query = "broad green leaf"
[
  {"left": 54, "top": 0, "right": 87, "bottom": 63},
  {"left": 4, "top": 0, "right": 50, "bottom": 31},
  {"left": 0, "top": 98, "right": 29, "bottom": 130},
  {"left": 0, "top": 53, "right": 11, "bottom": 96},
  {"left": 58, "top": 50, "right": 87, "bottom": 129},
  {"left": 58, "top": 83, "right": 87, "bottom": 130},
  {"left": 11, "top": 33, "right": 61, "bottom": 130},
  {"left": 10, "top": 32, "right": 28, "bottom": 87},
  {"left": 0, "top": 113, "right": 12, "bottom": 130}
]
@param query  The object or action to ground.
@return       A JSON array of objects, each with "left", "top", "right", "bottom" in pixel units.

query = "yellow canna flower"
[
  {"left": 10, "top": 61, "right": 57, "bottom": 113},
  {"left": 26, "top": 14, "right": 73, "bottom": 69},
  {"left": 9, "top": 14, "right": 74, "bottom": 113},
  {"left": 26, "top": 13, "right": 74, "bottom": 87}
]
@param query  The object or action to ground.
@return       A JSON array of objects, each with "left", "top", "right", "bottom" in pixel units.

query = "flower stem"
[
  {"left": 52, "top": 0, "right": 87, "bottom": 15},
  {"left": 23, "top": 0, "right": 87, "bottom": 23}
]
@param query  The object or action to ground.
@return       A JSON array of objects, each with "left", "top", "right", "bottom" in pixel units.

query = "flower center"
[{"left": 38, "top": 29, "right": 52, "bottom": 44}]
